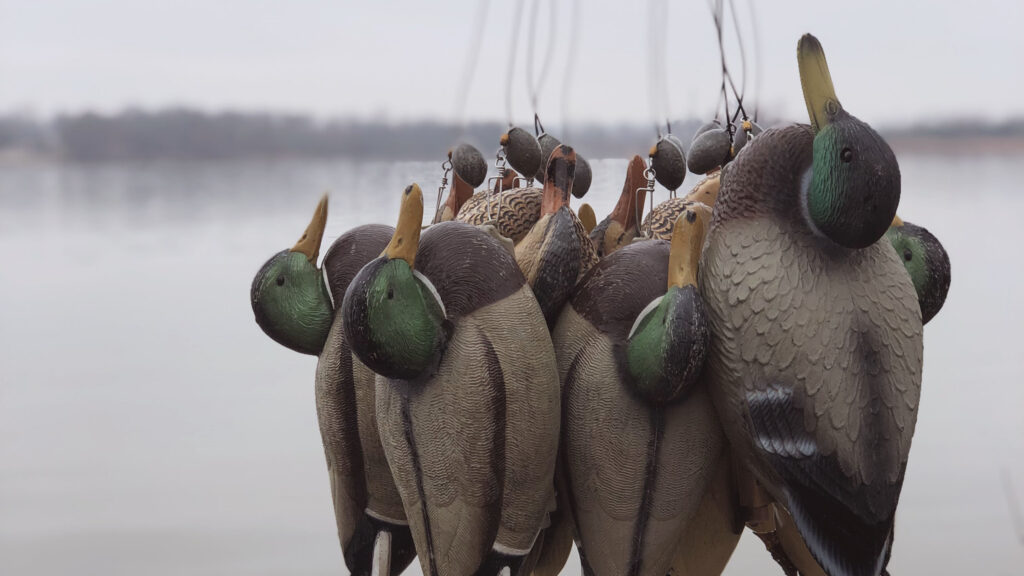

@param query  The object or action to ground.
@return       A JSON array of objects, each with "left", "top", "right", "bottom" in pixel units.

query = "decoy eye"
[
  {"left": 276, "top": 275, "right": 285, "bottom": 286},
  {"left": 387, "top": 286, "right": 394, "bottom": 300},
  {"left": 841, "top": 148, "right": 854, "bottom": 163},
  {"left": 903, "top": 249, "right": 913, "bottom": 262}
]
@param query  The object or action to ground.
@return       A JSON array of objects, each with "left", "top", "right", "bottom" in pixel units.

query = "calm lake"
[{"left": 1, "top": 155, "right": 1021, "bottom": 575}]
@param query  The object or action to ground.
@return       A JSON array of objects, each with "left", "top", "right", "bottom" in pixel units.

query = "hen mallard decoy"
[
  {"left": 698, "top": 34, "right": 921, "bottom": 576},
  {"left": 514, "top": 145, "right": 599, "bottom": 323},
  {"left": 588, "top": 155, "right": 647, "bottom": 258},
  {"left": 886, "top": 215, "right": 951, "bottom": 324},
  {"left": 250, "top": 196, "right": 415, "bottom": 576},
  {"left": 434, "top": 143, "right": 488, "bottom": 223},
  {"left": 341, "top": 185, "right": 560, "bottom": 576},
  {"left": 553, "top": 207, "right": 736, "bottom": 576},
  {"left": 455, "top": 184, "right": 543, "bottom": 243}
]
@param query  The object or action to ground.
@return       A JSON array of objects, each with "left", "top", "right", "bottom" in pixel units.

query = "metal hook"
[
  {"left": 636, "top": 161, "right": 657, "bottom": 236},
  {"left": 432, "top": 158, "right": 453, "bottom": 225},
  {"left": 485, "top": 148, "right": 508, "bottom": 222}
]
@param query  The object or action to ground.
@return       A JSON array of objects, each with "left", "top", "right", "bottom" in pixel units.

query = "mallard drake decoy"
[
  {"left": 698, "top": 34, "right": 920, "bottom": 576},
  {"left": 886, "top": 215, "right": 951, "bottom": 324},
  {"left": 553, "top": 207, "right": 734, "bottom": 576},
  {"left": 649, "top": 134, "right": 687, "bottom": 192},
  {"left": 250, "top": 196, "right": 415, "bottom": 576},
  {"left": 589, "top": 155, "right": 647, "bottom": 257},
  {"left": 435, "top": 144, "right": 488, "bottom": 223},
  {"left": 514, "top": 145, "right": 599, "bottom": 323},
  {"left": 535, "top": 132, "right": 593, "bottom": 198},
  {"left": 341, "top": 185, "right": 560, "bottom": 576}
]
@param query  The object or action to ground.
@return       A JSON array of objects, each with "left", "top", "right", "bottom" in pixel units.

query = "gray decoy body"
[
  {"left": 553, "top": 208, "right": 736, "bottom": 576},
  {"left": 342, "top": 185, "right": 560, "bottom": 576}
]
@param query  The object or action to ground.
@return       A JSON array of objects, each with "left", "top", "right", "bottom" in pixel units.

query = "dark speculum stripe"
[
  {"left": 627, "top": 407, "right": 664, "bottom": 576},
  {"left": 481, "top": 335, "right": 507, "bottom": 519},
  {"left": 561, "top": 352, "right": 591, "bottom": 569},
  {"left": 337, "top": 339, "right": 372, "bottom": 574},
  {"left": 401, "top": 396, "right": 438, "bottom": 576}
]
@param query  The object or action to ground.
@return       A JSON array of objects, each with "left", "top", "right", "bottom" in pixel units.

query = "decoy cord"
[
  {"left": 505, "top": 0, "right": 527, "bottom": 126},
  {"left": 452, "top": 0, "right": 492, "bottom": 135},
  {"left": 526, "top": 0, "right": 557, "bottom": 130},
  {"left": 559, "top": 0, "right": 582, "bottom": 142}
]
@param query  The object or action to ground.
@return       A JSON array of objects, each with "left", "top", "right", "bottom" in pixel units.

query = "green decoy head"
[
  {"left": 251, "top": 195, "right": 334, "bottom": 356},
  {"left": 342, "top": 184, "right": 448, "bottom": 381},
  {"left": 799, "top": 33, "right": 900, "bottom": 249},
  {"left": 625, "top": 204, "right": 711, "bottom": 403},
  {"left": 886, "top": 215, "right": 951, "bottom": 324}
]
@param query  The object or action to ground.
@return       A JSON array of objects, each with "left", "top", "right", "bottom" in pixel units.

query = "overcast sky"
[{"left": 2, "top": 0, "right": 1022, "bottom": 127}]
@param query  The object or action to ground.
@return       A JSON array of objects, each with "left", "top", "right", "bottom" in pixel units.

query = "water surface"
[{"left": 1, "top": 156, "right": 1021, "bottom": 574}]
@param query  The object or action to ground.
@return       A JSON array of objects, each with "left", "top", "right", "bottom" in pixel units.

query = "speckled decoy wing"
[
  {"left": 456, "top": 187, "right": 543, "bottom": 243},
  {"left": 376, "top": 286, "right": 559, "bottom": 576},
  {"left": 699, "top": 217, "right": 923, "bottom": 576}
]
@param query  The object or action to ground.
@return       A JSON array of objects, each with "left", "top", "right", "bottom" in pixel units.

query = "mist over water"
[{"left": 1, "top": 156, "right": 1021, "bottom": 575}]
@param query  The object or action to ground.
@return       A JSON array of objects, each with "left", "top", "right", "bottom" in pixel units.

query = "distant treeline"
[{"left": 2, "top": 109, "right": 1023, "bottom": 162}]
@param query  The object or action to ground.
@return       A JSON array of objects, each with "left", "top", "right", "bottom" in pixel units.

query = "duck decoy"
[
  {"left": 514, "top": 145, "right": 599, "bottom": 323},
  {"left": 435, "top": 144, "right": 488, "bottom": 223},
  {"left": 697, "top": 34, "right": 921, "bottom": 576},
  {"left": 250, "top": 196, "right": 416, "bottom": 576},
  {"left": 589, "top": 155, "right": 648, "bottom": 257},
  {"left": 341, "top": 185, "right": 561, "bottom": 576},
  {"left": 649, "top": 134, "right": 687, "bottom": 192},
  {"left": 886, "top": 215, "right": 951, "bottom": 324},
  {"left": 552, "top": 207, "right": 735, "bottom": 576}
]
